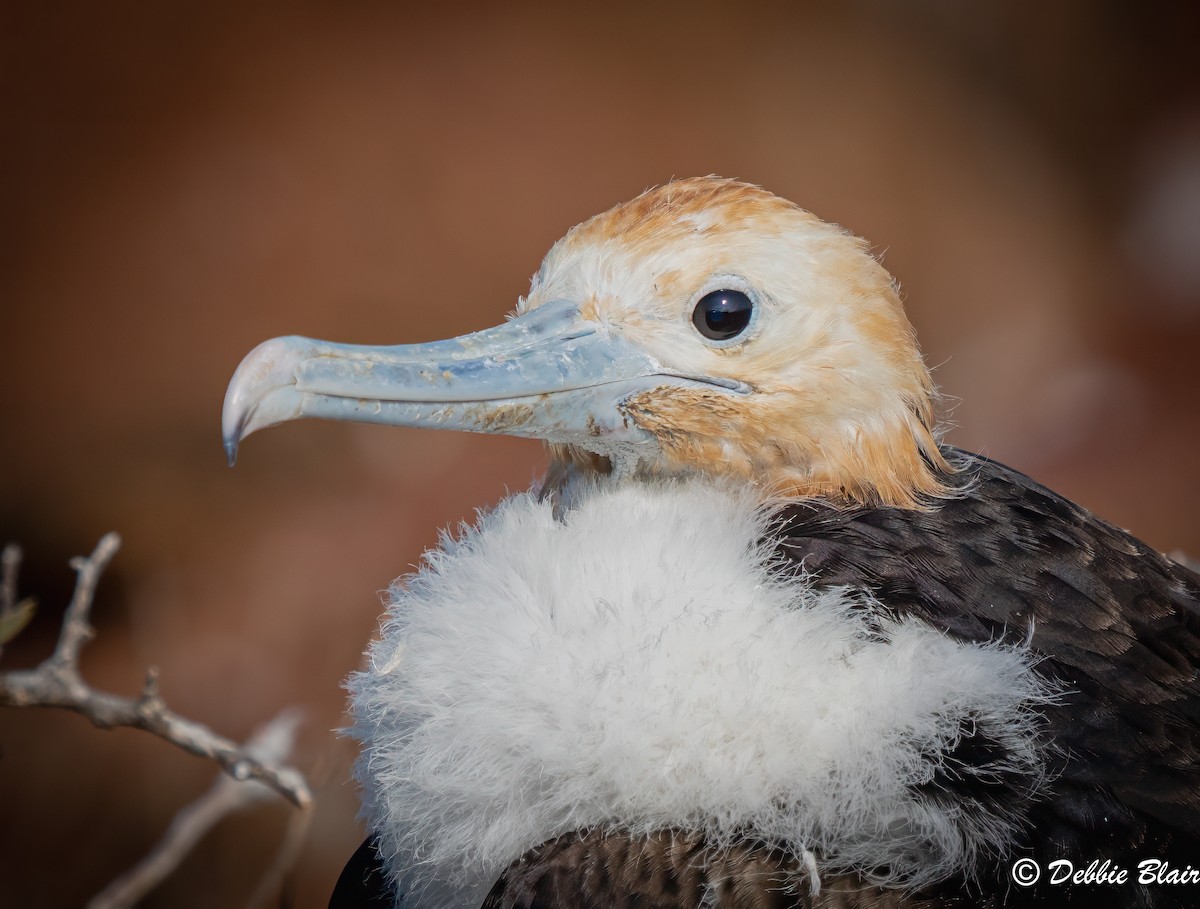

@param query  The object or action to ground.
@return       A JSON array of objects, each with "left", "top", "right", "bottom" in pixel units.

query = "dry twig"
[
  {"left": 247, "top": 770, "right": 316, "bottom": 909},
  {"left": 1, "top": 541, "right": 21, "bottom": 611},
  {"left": 0, "top": 533, "right": 312, "bottom": 808},
  {"left": 0, "top": 542, "right": 36, "bottom": 657},
  {"left": 88, "top": 708, "right": 312, "bottom": 909}
]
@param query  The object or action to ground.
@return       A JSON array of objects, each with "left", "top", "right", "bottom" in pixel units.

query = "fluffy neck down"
[{"left": 348, "top": 479, "right": 1053, "bottom": 908}]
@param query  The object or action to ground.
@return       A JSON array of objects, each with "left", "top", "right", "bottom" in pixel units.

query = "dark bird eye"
[{"left": 692, "top": 289, "right": 754, "bottom": 341}]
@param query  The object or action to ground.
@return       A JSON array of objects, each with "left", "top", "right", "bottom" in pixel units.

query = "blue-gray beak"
[{"left": 222, "top": 300, "right": 744, "bottom": 465}]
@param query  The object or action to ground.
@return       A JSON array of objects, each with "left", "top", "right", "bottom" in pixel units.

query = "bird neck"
[{"left": 543, "top": 427, "right": 954, "bottom": 510}]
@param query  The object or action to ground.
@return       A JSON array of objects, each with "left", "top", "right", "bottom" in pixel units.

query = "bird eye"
[{"left": 692, "top": 289, "right": 754, "bottom": 341}]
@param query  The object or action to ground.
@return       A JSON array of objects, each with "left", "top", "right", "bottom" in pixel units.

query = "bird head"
[{"left": 224, "top": 177, "right": 949, "bottom": 506}]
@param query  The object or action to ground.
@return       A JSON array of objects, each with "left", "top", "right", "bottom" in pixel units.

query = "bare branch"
[
  {"left": 1, "top": 541, "right": 20, "bottom": 613},
  {"left": 52, "top": 532, "right": 120, "bottom": 668},
  {"left": 0, "top": 534, "right": 312, "bottom": 808},
  {"left": 0, "top": 543, "right": 36, "bottom": 656},
  {"left": 89, "top": 709, "right": 311, "bottom": 909},
  {"left": 247, "top": 778, "right": 315, "bottom": 909}
]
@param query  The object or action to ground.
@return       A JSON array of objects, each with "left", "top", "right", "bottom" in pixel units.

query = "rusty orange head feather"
[{"left": 524, "top": 178, "right": 949, "bottom": 506}]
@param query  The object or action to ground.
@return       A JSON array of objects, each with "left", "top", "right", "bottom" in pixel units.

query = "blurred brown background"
[{"left": 2, "top": 2, "right": 1198, "bottom": 906}]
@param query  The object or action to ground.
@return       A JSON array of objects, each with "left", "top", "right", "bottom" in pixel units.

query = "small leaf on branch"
[{"left": 0, "top": 598, "right": 37, "bottom": 644}]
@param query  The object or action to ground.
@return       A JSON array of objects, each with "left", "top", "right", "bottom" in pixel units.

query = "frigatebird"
[{"left": 223, "top": 178, "right": 1200, "bottom": 908}]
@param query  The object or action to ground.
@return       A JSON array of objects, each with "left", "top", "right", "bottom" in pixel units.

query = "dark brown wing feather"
[
  {"left": 483, "top": 829, "right": 960, "bottom": 909},
  {"left": 330, "top": 836, "right": 393, "bottom": 909},
  {"left": 773, "top": 448, "right": 1200, "bottom": 847}
]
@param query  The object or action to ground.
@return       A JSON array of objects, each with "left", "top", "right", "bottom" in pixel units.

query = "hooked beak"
[{"left": 222, "top": 299, "right": 747, "bottom": 465}]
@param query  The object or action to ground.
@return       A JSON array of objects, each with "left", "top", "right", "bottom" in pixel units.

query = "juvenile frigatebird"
[{"left": 224, "top": 177, "right": 1200, "bottom": 908}]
